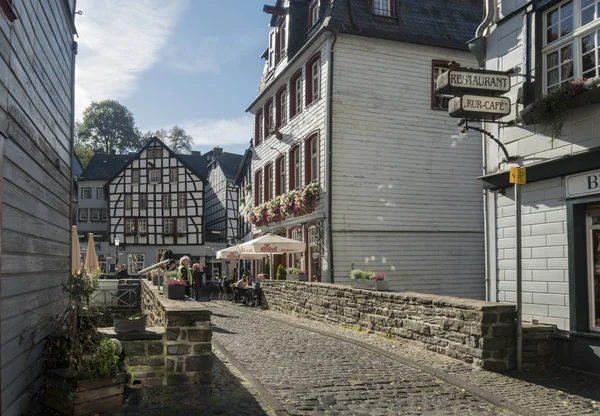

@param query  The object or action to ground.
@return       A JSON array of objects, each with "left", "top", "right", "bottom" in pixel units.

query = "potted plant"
[
  {"left": 151, "top": 268, "right": 163, "bottom": 286},
  {"left": 44, "top": 270, "right": 127, "bottom": 415},
  {"left": 114, "top": 313, "right": 147, "bottom": 333},
  {"left": 163, "top": 272, "right": 186, "bottom": 300},
  {"left": 298, "top": 270, "right": 308, "bottom": 281},
  {"left": 276, "top": 264, "right": 287, "bottom": 280},
  {"left": 349, "top": 269, "right": 389, "bottom": 291},
  {"left": 286, "top": 267, "right": 300, "bottom": 281}
]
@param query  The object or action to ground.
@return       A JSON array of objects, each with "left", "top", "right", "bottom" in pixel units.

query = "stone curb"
[
  {"left": 212, "top": 339, "right": 290, "bottom": 416},
  {"left": 214, "top": 302, "right": 540, "bottom": 416}
]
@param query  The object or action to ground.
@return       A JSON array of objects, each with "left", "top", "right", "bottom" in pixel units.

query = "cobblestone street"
[{"left": 205, "top": 302, "right": 515, "bottom": 415}]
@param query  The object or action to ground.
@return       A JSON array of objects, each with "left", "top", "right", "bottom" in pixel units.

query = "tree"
[
  {"left": 79, "top": 100, "right": 140, "bottom": 154},
  {"left": 75, "top": 147, "right": 94, "bottom": 168},
  {"left": 166, "top": 126, "right": 192, "bottom": 154}
]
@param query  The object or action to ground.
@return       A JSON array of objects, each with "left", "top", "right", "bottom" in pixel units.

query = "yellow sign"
[{"left": 510, "top": 167, "right": 526, "bottom": 184}]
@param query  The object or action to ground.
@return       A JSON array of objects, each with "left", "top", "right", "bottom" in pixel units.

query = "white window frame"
[
  {"left": 81, "top": 187, "right": 91, "bottom": 199},
  {"left": 132, "top": 170, "right": 140, "bottom": 184},
  {"left": 96, "top": 188, "right": 104, "bottom": 200},
  {"left": 140, "top": 194, "right": 148, "bottom": 209},
  {"left": 149, "top": 169, "right": 161, "bottom": 184},
  {"left": 278, "top": 157, "right": 286, "bottom": 195},
  {"left": 138, "top": 218, "right": 147, "bottom": 234},
  {"left": 257, "top": 111, "right": 264, "bottom": 141},
  {"left": 177, "top": 218, "right": 187, "bottom": 234},
  {"left": 309, "top": 0, "right": 319, "bottom": 28},
  {"left": 373, "top": 0, "right": 392, "bottom": 16},
  {"left": 125, "top": 218, "right": 136, "bottom": 234},
  {"left": 279, "top": 89, "right": 287, "bottom": 125},
  {"left": 268, "top": 28, "right": 277, "bottom": 70},
  {"left": 280, "top": 17, "right": 287, "bottom": 55},
  {"left": 542, "top": 0, "right": 600, "bottom": 93},
  {"left": 293, "top": 147, "right": 301, "bottom": 189},
  {"left": 128, "top": 254, "right": 145, "bottom": 274},
  {"left": 170, "top": 168, "right": 178, "bottom": 183},
  {"left": 163, "top": 194, "right": 171, "bottom": 208},
  {"left": 310, "top": 137, "right": 319, "bottom": 183},
  {"left": 267, "top": 101, "right": 274, "bottom": 134},
  {"left": 78, "top": 208, "right": 88, "bottom": 222},
  {"left": 178, "top": 192, "right": 187, "bottom": 208},
  {"left": 311, "top": 59, "right": 320, "bottom": 101},
  {"left": 101, "top": 208, "right": 107, "bottom": 221},
  {"left": 295, "top": 74, "right": 303, "bottom": 115},
  {"left": 164, "top": 218, "right": 174, "bottom": 235}
]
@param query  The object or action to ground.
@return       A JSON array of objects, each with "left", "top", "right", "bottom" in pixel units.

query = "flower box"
[
  {"left": 286, "top": 273, "right": 308, "bottom": 282},
  {"left": 45, "top": 370, "right": 126, "bottom": 416},
  {"left": 163, "top": 284, "right": 185, "bottom": 300},
  {"left": 350, "top": 280, "right": 390, "bottom": 291},
  {"left": 113, "top": 314, "right": 146, "bottom": 333}
]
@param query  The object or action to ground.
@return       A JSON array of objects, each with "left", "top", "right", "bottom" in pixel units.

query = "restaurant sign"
[
  {"left": 448, "top": 95, "right": 511, "bottom": 119},
  {"left": 436, "top": 69, "right": 511, "bottom": 96},
  {"left": 566, "top": 169, "right": 600, "bottom": 198}
]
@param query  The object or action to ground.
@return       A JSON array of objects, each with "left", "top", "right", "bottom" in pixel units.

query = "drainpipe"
[
  {"left": 468, "top": 0, "right": 497, "bottom": 67},
  {"left": 326, "top": 31, "right": 337, "bottom": 284},
  {"left": 523, "top": 4, "right": 535, "bottom": 106}
]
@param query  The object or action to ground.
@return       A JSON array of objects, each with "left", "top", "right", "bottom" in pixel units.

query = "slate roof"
[
  {"left": 217, "top": 152, "right": 244, "bottom": 180},
  {"left": 79, "top": 153, "right": 130, "bottom": 181},
  {"left": 328, "top": 0, "right": 483, "bottom": 51},
  {"left": 234, "top": 148, "right": 253, "bottom": 186}
]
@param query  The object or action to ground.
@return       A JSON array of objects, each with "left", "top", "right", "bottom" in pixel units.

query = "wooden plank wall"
[
  {"left": 0, "top": 1, "right": 75, "bottom": 414},
  {"left": 331, "top": 34, "right": 485, "bottom": 299}
]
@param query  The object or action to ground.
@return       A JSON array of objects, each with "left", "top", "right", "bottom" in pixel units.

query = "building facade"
[
  {"left": 477, "top": 0, "right": 600, "bottom": 373},
  {"left": 0, "top": 1, "right": 78, "bottom": 414},
  {"left": 235, "top": 147, "right": 254, "bottom": 275},
  {"left": 105, "top": 138, "right": 243, "bottom": 279},
  {"left": 246, "top": 0, "right": 485, "bottom": 297},
  {"left": 77, "top": 153, "right": 131, "bottom": 272}
]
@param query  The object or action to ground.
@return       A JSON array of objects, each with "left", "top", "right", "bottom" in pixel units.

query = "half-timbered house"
[
  {"left": 107, "top": 137, "right": 212, "bottom": 273},
  {"left": 0, "top": 1, "right": 78, "bottom": 414},
  {"left": 246, "top": 0, "right": 485, "bottom": 297}
]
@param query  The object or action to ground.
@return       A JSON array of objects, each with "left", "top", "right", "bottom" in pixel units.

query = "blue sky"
[{"left": 75, "top": 0, "right": 270, "bottom": 155}]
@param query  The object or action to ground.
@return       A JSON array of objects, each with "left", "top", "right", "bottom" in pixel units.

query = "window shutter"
[
  {"left": 304, "top": 139, "right": 311, "bottom": 185},
  {"left": 275, "top": 157, "right": 281, "bottom": 195},
  {"left": 289, "top": 148, "right": 295, "bottom": 190},
  {"left": 255, "top": 171, "right": 260, "bottom": 205},
  {"left": 268, "top": 29, "right": 277, "bottom": 70}
]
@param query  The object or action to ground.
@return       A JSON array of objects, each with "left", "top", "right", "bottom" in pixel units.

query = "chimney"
[
  {"left": 213, "top": 147, "right": 223, "bottom": 157},
  {"left": 191, "top": 150, "right": 202, "bottom": 156}
]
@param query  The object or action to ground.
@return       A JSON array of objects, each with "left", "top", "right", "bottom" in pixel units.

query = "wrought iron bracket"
[{"left": 458, "top": 119, "right": 519, "bottom": 163}]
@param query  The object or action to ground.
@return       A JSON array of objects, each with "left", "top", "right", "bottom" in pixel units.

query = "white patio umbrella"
[
  {"left": 238, "top": 234, "right": 306, "bottom": 280},
  {"left": 84, "top": 233, "right": 100, "bottom": 274},
  {"left": 217, "top": 245, "right": 267, "bottom": 280},
  {"left": 71, "top": 226, "right": 81, "bottom": 275}
]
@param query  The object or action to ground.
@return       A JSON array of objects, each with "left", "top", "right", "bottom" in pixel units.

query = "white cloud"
[
  {"left": 74, "top": 0, "right": 188, "bottom": 119},
  {"left": 164, "top": 35, "right": 263, "bottom": 75},
  {"left": 144, "top": 114, "right": 253, "bottom": 149},
  {"left": 183, "top": 115, "right": 254, "bottom": 147}
]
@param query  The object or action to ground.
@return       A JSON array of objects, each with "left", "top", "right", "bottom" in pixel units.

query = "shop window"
[{"left": 589, "top": 209, "right": 600, "bottom": 329}]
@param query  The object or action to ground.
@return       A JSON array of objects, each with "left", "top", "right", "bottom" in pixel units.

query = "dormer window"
[
  {"left": 373, "top": 0, "right": 395, "bottom": 17},
  {"left": 279, "top": 17, "right": 287, "bottom": 56},
  {"left": 268, "top": 29, "right": 277, "bottom": 70},
  {"left": 309, "top": 0, "right": 319, "bottom": 29}
]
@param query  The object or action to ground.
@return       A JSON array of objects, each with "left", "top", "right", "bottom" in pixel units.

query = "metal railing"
[{"left": 89, "top": 280, "right": 140, "bottom": 312}]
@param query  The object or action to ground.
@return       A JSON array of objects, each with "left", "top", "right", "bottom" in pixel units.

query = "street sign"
[
  {"left": 510, "top": 167, "right": 526, "bottom": 184},
  {"left": 436, "top": 69, "right": 511, "bottom": 96},
  {"left": 448, "top": 95, "right": 511, "bottom": 119}
]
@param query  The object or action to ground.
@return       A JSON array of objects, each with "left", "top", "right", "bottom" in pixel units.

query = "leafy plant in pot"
[
  {"left": 44, "top": 270, "right": 127, "bottom": 415},
  {"left": 349, "top": 269, "right": 389, "bottom": 291},
  {"left": 163, "top": 271, "right": 186, "bottom": 299}
]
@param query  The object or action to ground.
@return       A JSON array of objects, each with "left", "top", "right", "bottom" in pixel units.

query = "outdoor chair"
[
  {"left": 217, "top": 285, "right": 227, "bottom": 300},
  {"left": 224, "top": 285, "right": 235, "bottom": 302},
  {"left": 249, "top": 288, "right": 263, "bottom": 308}
]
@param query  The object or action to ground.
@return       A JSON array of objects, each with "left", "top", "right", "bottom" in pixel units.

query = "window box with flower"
[
  {"left": 247, "top": 182, "right": 319, "bottom": 227},
  {"left": 163, "top": 272, "right": 186, "bottom": 299},
  {"left": 286, "top": 268, "right": 308, "bottom": 281},
  {"left": 349, "top": 269, "right": 389, "bottom": 291}
]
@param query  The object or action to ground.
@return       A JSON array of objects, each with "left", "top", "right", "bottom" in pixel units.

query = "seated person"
[
  {"left": 235, "top": 276, "right": 248, "bottom": 288},
  {"left": 115, "top": 264, "right": 129, "bottom": 279}
]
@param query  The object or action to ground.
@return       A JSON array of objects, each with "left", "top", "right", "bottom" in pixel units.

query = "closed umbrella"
[
  {"left": 71, "top": 226, "right": 81, "bottom": 275},
  {"left": 84, "top": 233, "right": 100, "bottom": 273}
]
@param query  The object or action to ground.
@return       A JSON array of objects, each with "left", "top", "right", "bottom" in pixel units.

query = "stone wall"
[
  {"left": 103, "top": 280, "right": 212, "bottom": 385},
  {"left": 522, "top": 323, "right": 555, "bottom": 369},
  {"left": 141, "top": 279, "right": 168, "bottom": 328},
  {"left": 99, "top": 328, "right": 166, "bottom": 386},
  {"left": 262, "top": 281, "right": 518, "bottom": 371}
]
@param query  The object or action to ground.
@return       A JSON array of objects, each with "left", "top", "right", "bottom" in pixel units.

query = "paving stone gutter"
[{"left": 262, "top": 281, "right": 554, "bottom": 371}]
